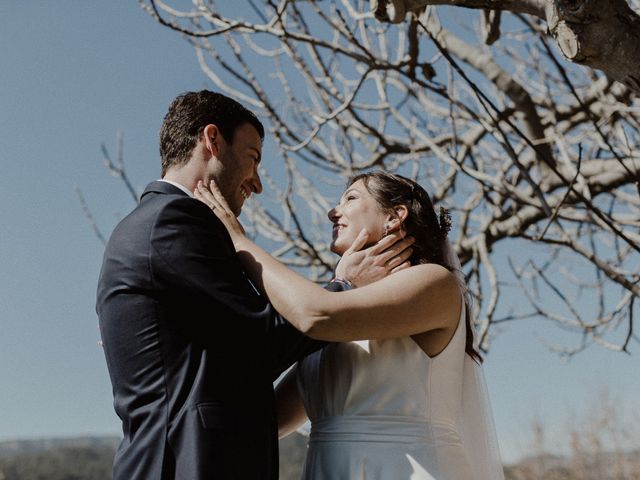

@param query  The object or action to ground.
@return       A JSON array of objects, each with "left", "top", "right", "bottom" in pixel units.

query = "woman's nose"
[{"left": 327, "top": 206, "right": 339, "bottom": 222}]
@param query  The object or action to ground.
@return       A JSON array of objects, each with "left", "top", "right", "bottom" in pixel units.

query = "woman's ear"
[{"left": 385, "top": 205, "right": 408, "bottom": 232}]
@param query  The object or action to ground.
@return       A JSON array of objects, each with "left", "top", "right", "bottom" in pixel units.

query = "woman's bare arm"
[
  {"left": 195, "top": 181, "right": 461, "bottom": 341},
  {"left": 237, "top": 244, "right": 460, "bottom": 341}
]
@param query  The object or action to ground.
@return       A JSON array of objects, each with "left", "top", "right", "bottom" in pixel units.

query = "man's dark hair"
[{"left": 159, "top": 90, "right": 265, "bottom": 176}]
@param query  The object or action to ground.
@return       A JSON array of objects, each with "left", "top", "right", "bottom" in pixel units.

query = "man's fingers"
[
  {"left": 393, "top": 236, "right": 415, "bottom": 253},
  {"left": 368, "top": 231, "right": 403, "bottom": 255},
  {"left": 377, "top": 237, "right": 414, "bottom": 264},
  {"left": 390, "top": 260, "right": 411, "bottom": 273},
  {"left": 384, "top": 245, "right": 413, "bottom": 270},
  {"left": 392, "top": 245, "right": 413, "bottom": 266},
  {"left": 347, "top": 229, "right": 369, "bottom": 254}
]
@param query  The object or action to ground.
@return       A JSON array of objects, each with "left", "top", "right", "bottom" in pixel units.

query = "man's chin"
[{"left": 231, "top": 198, "right": 243, "bottom": 217}]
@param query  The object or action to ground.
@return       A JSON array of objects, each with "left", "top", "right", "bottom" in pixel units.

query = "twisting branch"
[
  {"left": 75, "top": 186, "right": 106, "bottom": 245},
  {"left": 101, "top": 130, "right": 139, "bottom": 202},
  {"left": 78, "top": 130, "right": 139, "bottom": 245}
]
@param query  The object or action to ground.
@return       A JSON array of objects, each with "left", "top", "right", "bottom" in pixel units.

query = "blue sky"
[{"left": 1, "top": 2, "right": 638, "bottom": 464}]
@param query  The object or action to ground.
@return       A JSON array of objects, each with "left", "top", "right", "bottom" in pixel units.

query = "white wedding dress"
[{"left": 296, "top": 302, "right": 495, "bottom": 479}]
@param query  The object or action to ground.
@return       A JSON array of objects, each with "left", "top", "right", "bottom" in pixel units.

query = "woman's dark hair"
[
  {"left": 347, "top": 171, "right": 482, "bottom": 364},
  {"left": 159, "top": 90, "right": 264, "bottom": 176}
]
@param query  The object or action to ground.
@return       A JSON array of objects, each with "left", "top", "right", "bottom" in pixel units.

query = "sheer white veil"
[{"left": 442, "top": 239, "right": 505, "bottom": 479}]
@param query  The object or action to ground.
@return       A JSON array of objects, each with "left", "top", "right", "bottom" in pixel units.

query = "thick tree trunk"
[{"left": 372, "top": 0, "right": 640, "bottom": 93}]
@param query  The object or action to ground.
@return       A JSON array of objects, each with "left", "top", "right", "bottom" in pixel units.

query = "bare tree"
[{"left": 131, "top": 0, "right": 639, "bottom": 355}]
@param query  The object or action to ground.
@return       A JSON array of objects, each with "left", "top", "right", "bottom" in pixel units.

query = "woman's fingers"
[
  {"left": 208, "top": 180, "right": 238, "bottom": 218},
  {"left": 195, "top": 181, "right": 226, "bottom": 217},
  {"left": 194, "top": 185, "right": 218, "bottom": 210},
  {"left": 195, "top": 180, "right": 247, "bottom": 238},
  {"left": 207, "top": 180, "right": 227, "bottom": 206},
  {"left": 208, "top": 178, "right": 224, "bottom": 196},
  {"left": 196, "top": 180, "right": 215, "bottom": 200}
]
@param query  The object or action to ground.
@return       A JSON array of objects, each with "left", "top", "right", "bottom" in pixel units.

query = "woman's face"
[{"left": 328, "top": 179, "right": 388, "bottom": 255}]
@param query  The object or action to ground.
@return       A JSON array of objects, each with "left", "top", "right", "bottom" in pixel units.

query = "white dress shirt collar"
[{"left": 158, "top": 179, "right": 194, "bottom": 198}]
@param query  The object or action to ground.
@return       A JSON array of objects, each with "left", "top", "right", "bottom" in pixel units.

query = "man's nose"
[{"left": 251, "top": 171, "right": 263, "bottom": 194}]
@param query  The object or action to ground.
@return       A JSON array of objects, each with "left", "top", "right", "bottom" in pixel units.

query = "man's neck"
[
  {"left": 162, "top": 172, "right": 198, "bottom": 193},
  {"left": 163, "top": 155, "right": 207, "bottom": 196}
]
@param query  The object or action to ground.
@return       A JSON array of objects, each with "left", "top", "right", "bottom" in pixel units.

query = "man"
[{"left": 96, "top": 90, "right": 412, "bottom": 479}]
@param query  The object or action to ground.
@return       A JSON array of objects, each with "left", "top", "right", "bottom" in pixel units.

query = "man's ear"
[
  {"left": 202, "top": 124, "right": 221, "bottom": 157},
  {"left": 386, "top": 205, "right": 408, "bottom": 232}
]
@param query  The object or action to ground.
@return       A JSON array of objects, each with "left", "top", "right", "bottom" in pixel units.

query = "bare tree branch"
[
  {"left": 375, "top": 0, "right": 640, "bottom": 93},
  {"left": 131, "top": 0, "right": 640, "bottom": 355}
]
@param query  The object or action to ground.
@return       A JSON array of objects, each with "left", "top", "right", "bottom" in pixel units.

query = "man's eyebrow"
[{"left": 249, "top": 147, "right": 261, "bottom": 162}]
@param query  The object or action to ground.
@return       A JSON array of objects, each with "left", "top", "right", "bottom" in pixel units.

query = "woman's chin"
[{"left": 330, "top": 241, "right": 346, "bottom": 256}]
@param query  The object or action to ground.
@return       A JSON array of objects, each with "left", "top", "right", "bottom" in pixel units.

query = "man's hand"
[{"left": 334, "top": 229, "right": 414, "bottom": 287}]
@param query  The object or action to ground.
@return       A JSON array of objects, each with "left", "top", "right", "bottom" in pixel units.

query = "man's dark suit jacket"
[{"left": 97, "top": 181, "right": 342, "bottom": 479}]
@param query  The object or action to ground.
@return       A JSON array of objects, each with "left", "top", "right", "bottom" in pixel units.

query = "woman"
[{"left": 195, "top": 171, "right": 503, "bottom": 479}]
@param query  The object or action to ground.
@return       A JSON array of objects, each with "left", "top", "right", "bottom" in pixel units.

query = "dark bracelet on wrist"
[{"left": 330, "top": 277, "right": 354, "bottom": 288}]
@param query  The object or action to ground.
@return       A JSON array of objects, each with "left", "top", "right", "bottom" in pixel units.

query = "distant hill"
[
  {"left": 503, "top": 449, "right": 640, "bottom": 480},
  {"left": 0, "top": 435, "right": 638, "bottom": 479},
  {"left": 0, "top": 436, "right": 119, "bottom": 480},
  {"left": 0, "top": 435, "right": 306, "bottom": 480},
  {"left": 0, "top": 436, "right": 120, "bottom": 459}
]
